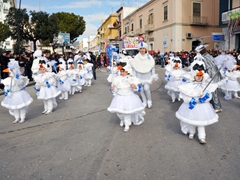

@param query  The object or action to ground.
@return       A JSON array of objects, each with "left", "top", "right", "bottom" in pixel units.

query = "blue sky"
[{"left": 20, "top": 0, "right": 150, "bottom": 41}]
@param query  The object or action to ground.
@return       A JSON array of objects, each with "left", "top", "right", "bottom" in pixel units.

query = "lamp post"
[{"left": 17, "top": 0, "right": 22, "bottom": 54}]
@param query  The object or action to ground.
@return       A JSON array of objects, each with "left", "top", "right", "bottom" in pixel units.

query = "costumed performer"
[
  {"left": 107, "top": 61, "right": 145, "bottom": 132},
  {"left": 176, "top": 55, "right": 219, "bottom": 144},
  {"left": 131, "top": 41, "right": 158, "bottom": 108},
  {"left": 1, "top": 59, "right": 33, "bottom": 123}
]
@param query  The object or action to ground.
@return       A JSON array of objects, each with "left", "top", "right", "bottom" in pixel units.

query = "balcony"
[
  {"left": 127, "top": 31, "right": 135, "bottom": 37},
  {"left": 189, "top": 16, "right": 208, "bottom": 25},
  {"left": 145, "top": 24, "right": 154, "bottom": 32},
  {"left": 136, "top": 28, "right": 143, "bottom": 35}
]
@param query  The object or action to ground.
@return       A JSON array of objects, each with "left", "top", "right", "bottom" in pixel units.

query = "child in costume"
[
  {"left": 176, "top": 55, "right": 219, "bottom": 144},
  {"left": 67, "top": 59, "right": 78, "bottom": 95},
  {"left": 219, "top": 62, "right": 240, "bottom": 100},
  {"left": 164, "top": 56, "right": 186, "bottom": 102},
  {"left": 84, "top": 59, "right": 94, "bottom": 86},
  {"left": 56, "top": 60, "right": 71, "bottom": 100},
  {"left": 1, "top": 59, "right": 33, "bottom": 123},
  {"left": 33, "top": 60, "right": 61, "bottom": 115},
  {"left": 107, "top": 61, "right": 145, "bottom": 132},
  {"left": 76, "top": 61, "right": 86, "bottom": 93}
]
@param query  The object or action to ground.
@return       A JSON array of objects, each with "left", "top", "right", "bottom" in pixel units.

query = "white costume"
[
  {"left": 67, "top": 59, "right": 78, "bottom": 95},
  {"left": 33, "top": 61, "right": 61, "bottom": 115},
  {"left": 56, "top": 61, "right": 71, "bottom": 100},
  {"left": 131, "top": 42, "right": 158, "bottom": 108},
  {"left": 175, "top": 56, "right": 219, "bottom": 144},
  {"left": 1, "top": 60, "right": 33, "bottom": 123},
  {"left": 75, "top": 62, "right": 86, "bottom": 93},
  {"left": 107, "top": 61, "right": 145, "bottom": 132},
  {"left": 107, "top": 64, "right": 119, "bottom": 83},
  {"left": 164, "top": 57, "right": 186, "bottom": 102},
  {"left": 84, "top": 61, "right": 93, "bottom": 86}
]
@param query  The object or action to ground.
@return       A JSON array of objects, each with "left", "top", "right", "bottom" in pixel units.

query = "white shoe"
[
  {"left": 199, "top": 139, "right": 206, "bottom": 144},
  {"left": 45, "top": 110, "right": 52, "bottom": 115},
  {"left": 178, "top": 98, "right": 181, "bottom": 101},
  {"left": 64, "top": 98, "right": 68, "bottom": 100},
  {"left": 215, "top": 109, "right": 222, "bottom": 113},
  {"left": 147, "top": 100, "right": 152, "bottom": 109},
  {"left": 124, "top": 126, "right": 130, "bottom": 132},
  {"left": 42, "top": 110, "right": 47, "bottom": 114},
  {"left": 120, "top": 120, "right": 124, "bottom": 127},
  {"left": 13, "top": 119, "right": 19, "bottom": 124},
  {"left": 59, "top": 96, "right": 64, "bottom": 100},
  {"left": 189, "top": 134, "right": 194, "bottom": 140},
  {"left": 136, "top": 119, "right": 144, "bottom": 125},
  {"left": 142, "top": 102, "right": 147, "bottom": 108},
  {"left": 19, "top": 119, "right": 25, "bottom": 123},
  {"left": 172, "top": 99, "right": 175, "bottom": 103}
]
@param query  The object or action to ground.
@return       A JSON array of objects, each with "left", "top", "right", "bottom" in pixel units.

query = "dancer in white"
[
  {"left": 84, "top": 59, "right": 93, "bottom": 86},
  {"left": 56, "top": 60, "right": 71, "bottom": 100},
  {"left": 176, "top": 55, "right": 219, "bottom": 144},
  {"left": 76, "top": 61, "right": 86, "bottom": 93},
  {"left": 33, "top": 60, "right": 61, "bottom": 115},
  {"left": 164, "top": 56, "right": 186, "bottom": 102},
  {"left": 1, "top": 60, "right": 33, "bottom": 123},
  {"left": 67, "top": 59, "right": 78, "bottom": 95},
  {"left": 131, "top": 41, "right": 158, "bottom": 108},
  {"left": 107, "top": 61, "right": 145, "bottom": 132},
  {"left": 107, "top": 61, "right": 118, "bottom": 83}
]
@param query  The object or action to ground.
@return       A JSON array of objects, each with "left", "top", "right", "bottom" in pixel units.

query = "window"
[
  {"left": 193, "top": 2, "right": 201, "bottom": 17},
  {"left": 164, "top": 5, "right": 168, "bottom": 21},
  {"left": 149, "top": 13, "right": 154, "bottom": 24},
  {"left": 131, "top": 20, "right": 134, "bottom": 31},
  {"left": 139, "top": 18, "right": 142, "bottom": 28},
  {"left": 118, "top": 14, "right": 121, "bottom": 22},
  {"left": 150, "top": 43, "right": 153, "bottom": 50}
]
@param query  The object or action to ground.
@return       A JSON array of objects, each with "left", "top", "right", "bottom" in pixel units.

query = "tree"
[
  {"left": 50, "top": 12, "right": 86, "bottom": 43},
  {"left": 0, "top": 22, "right": 10, "bottom": 42}
]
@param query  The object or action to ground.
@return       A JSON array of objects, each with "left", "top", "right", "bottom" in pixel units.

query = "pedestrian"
[
  {"left": 89, "top": 51, "right": 97, "bottom": 80},
  {"left": 131, "top": 41, "right": 158, "bottom": 108},
  {"left": 196, "top": 44, "right": 223, "bottom": 113},
  {"left": 83, "top": 57, "right": 94, "bottom": 86},
  {"left": 67, "top": 58, "right": 78, "bottom": 95},
  {"left": 107, "top": 61, "right": 145, "bottom": 132},
  {"left": 1, "top": 59, "right": 33, "bottom": 123},
  {"left": 75, "top": 61, "right": 86, "bottom": 93},
  {"left": 33, "top": 59, "right": 61, "bottom": 115},
  {"left": 176, "top": 56, "right": 219, "bottom": 144},
  {"left": 107, "top": 61, "right": 118, "bottom": 83}
]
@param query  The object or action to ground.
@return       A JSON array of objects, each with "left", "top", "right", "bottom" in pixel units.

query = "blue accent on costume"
[
  {"left": 189, "top": 97, "right": 197, "bottom": 110},
  {"left": 34, "top": 86, "right": 40, "bottom": 92},
  {"left": 73, "top": 79, "right": 77, "bottom": 82},
  {"left": 137, "top": 84, "right": 142, "bottom": 92},
  {"left": 4, "top": 89, "right": 11, "bottom": 97},
  {"left": 15, "top": 74, "right": 20, "bottom": 79},
  {"left": 46, "top": 81, "right": 51, "bottom": 88},
  {"left": 198, "top": 93, "right": 210, "bottom": 103},
  {"left": 80, "top": 75, "right": 83, "bottom": 79},
  {"left": 59, "top": 79, "right": 64, "bottom": 84}
]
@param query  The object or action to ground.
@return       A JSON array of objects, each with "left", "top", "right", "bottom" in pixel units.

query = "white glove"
[{"left": 8, "top": 92, "right": 12, "bottom": 97}]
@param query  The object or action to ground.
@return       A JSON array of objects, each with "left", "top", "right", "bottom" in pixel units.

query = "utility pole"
[{"left": 17, "top": 0, "right": 22, "bottom": 54}]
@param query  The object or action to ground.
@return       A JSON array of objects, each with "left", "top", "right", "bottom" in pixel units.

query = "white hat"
[
  {"left": 138, "top": 41, "right": 148, "bottom": 50},
  {"left": 190, "top": 54, "right": 207, "bottom": 78},
  {"left": 38, "top": 59, "right": 52, "bottom": 72},
  {"left": 118, "top": 59, "right": 133, "bottom": 75},
  {"left": 58, "top": 59, "right": 66, "bottom": 70},
  {"left": 195, "top": 44, "right": 209, "bottom": 53},
  {"left": 67, "top": 58, "right": 74, "bottom": 69},
  {"left": 171, "top": 56, "right": 182, "bottom": 69}
]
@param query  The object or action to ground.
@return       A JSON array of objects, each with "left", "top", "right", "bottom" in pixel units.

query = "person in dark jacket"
[{"left": 89, "top": 51, "right": 97, "bottom": 80}]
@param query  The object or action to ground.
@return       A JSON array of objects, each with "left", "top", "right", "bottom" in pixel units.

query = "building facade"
[
  {"left": 221, "top": 0, "right": 240, "bottom": 50},
  {"left": 122, "top": 0, "right": 222, "bottom": 52},
  {"left": 0, "top": 0, "right": 16, "bottom": 51}
]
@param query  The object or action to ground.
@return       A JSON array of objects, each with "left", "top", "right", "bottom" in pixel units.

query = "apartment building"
[
  {"left": 221, "top": 0, "right": 240, "bottom": 50},
  {"left": 122, "top": 0, "right": 222, "bottom": 52},
  {"left": 0, "top": 0, "right": 16, "bottom": 51}
]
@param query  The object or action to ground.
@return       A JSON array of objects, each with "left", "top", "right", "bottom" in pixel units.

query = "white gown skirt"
[
  {"left": 85, "top": 72, "right": 93, "bottom": 80},
  {"left": 78, "top": 78, "right": 86, "bottom": 86},
  {"left": 37, "top": 86, "right": 61, "bottom": 100},
  {"left": 57, "top": 80, "right": 71, "bottom": 92},
  {"left": 165, "top": 80, "right": 182, "bottom": 92},
  {"left": 176, "top": 102, "right": 218, "bottom": 126},
  {"left": 107, "top": 94, "right": 145, "bottom": 114},
  {"left": 221, "top": 79, "right": 240, "bottom": 92},
  {"left": 1, "top": 90, "right": 33, "bottom": 109}
]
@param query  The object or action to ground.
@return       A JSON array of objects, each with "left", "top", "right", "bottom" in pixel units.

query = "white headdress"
[
  {"left": 138, "top": 41, "right": 148, "bottom": 50},
  {"left": 195, "top": 44, "right": 209, "bottom": 53}
]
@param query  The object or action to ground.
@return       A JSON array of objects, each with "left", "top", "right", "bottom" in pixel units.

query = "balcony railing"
[
  {"left": 136, "top": 28, "right": 143, "bottom": 35},
  {"left": 189, "top": 16, "right": 208, "bottom": 25},
  {"left": 127, "top": 31, "right": 135, "bottom": 37},
  {"left": 144, "top": 24, "right": 154, "bottom": 32}
]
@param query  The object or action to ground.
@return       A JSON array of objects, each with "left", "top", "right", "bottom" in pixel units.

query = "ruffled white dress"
[
  {"left": 84, "top": 63, "right": 93, "bottom": 80},
  {"left": 176, "top": 81, "right": 219, "bottom": 134},
  {"left": 33, "top": 72, "right": 61, "bottom": 100},
  {"left": 165, "top": 69, "right": 186, "bottom": 92},
  {"left": 107, "top": 75, "right": 145, "bottom": 125},
  {"left": 220, "top": 70, "right": 240, "bottom": 93},
  {"left": 56, "top": 70, "right": 71, "bottom": 92},
  {"left": 1, "top": 76, "right": 33, "bottom": 109},
  {"left": 67, "top": 69, "right": 79, "bottom": 87},
  {"left": 76, "top": 69, "right": 86, "bottom": 86}
]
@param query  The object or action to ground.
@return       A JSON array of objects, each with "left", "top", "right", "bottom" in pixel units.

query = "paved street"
[{"left": 0, "top": 66, "right": 239, "bottom": 180}]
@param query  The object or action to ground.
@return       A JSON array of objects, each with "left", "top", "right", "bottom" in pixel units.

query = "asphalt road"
[{"left": 0, "top": 66, "right": 239, "bottom": 180}]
